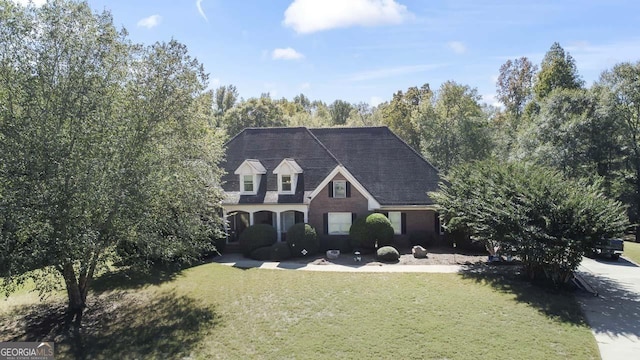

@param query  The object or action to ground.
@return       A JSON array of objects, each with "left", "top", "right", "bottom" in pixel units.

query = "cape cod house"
[{"left": 221, "top": 126, "right": 442, "bottom": 250}]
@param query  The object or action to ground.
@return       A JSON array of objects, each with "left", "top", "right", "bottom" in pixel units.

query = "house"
[{"left": 221, "top": 126, "right": 442, "bottom": 250}]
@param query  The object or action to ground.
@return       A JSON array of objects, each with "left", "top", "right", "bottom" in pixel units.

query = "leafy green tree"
[
  {"left": 222, "top": 96, "right": 286, "bottom": 137},
  {"left": 0, "top": 0, "right": 224, "bottom": 328},
  {"left": 598, "top": 61, "right": 640, "bottom": 240},
  {"left": 329, "top": 99, "right": 353, "bottom": 125},
  {"left": 213, "top": 84, "right": 238, "bottom": 125},
  {"left": 431, "top": 160, "right": 628, "bottom": 284},
  {"left": 417, "top": 81, "right": 493, "bottom": 173},
  {"left": 380, "top": 84, "right": 431, "bottom": 150},
  {"left": 497, "top": 57, "right": 537, "bottom": 120},
  {"left": 533, "top": 42, "right": 583, "bottom": 101}
]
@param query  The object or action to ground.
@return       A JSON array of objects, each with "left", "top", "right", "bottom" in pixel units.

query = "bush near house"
[
  {"left": 349, "top": 213, "right": 394, "bottom": 250},
  {"left": 376, "top": 246, "right": 400, "bottom": 262},
  {"left": 239, "top": 224, "right": 277, "bottom": 256},
  {"left": 286, "top": 223, "right": 319, "bottom": 257},
  {"left": 249, "top": 246, "right": 272, "bottom": 261},
  {"left": 270, "top": 242, "right": 292, "bottom": 261}
]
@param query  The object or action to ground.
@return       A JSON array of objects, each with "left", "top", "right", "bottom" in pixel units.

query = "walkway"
[{"left": 577, "top": 256, "right": 640, "bottom": 360}]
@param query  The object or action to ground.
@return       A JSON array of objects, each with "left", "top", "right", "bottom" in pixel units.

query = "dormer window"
[
  {"left": 273, "top": 158, "right": 303, "bottom": 195},
  {"left": 243, "top": 175, "right": 254, "bottom": 192},
  {"left": 281, "top": 175, "right": 292, "bottom": 192},
  {"left": 234, "top": 159, "right": 266, "bottom": 195}
]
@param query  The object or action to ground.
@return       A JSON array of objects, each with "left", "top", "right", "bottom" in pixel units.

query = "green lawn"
[
  {"left": 624, "top": 241, "right": 640, "bottom": 264},
  {"left": 1, "top": 263, "right": 599, "bottom": 359}
]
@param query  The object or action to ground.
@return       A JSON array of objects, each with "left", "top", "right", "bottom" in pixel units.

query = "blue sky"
[{"left": 19, "top": 0, "right": 640, "bottom": 106}]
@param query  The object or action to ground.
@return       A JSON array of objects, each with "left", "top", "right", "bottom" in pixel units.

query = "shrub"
[
  {"left": 249, "top": 246, "right": 271, "bottom": 261},
  {"left": 239, "top": 224, "right": 277, "bottom": 256},
  {"left": 349, "top": 213, "right": 394, "bottom": 250},
  {"left": 286, "top": 223, "right": 319, "bottom": 257},
  {"left": 270, "top": 242, "right": 292, "bottom": 261},
  {"left": 376, "top": 246, "right": 400, "bottom": 262}
]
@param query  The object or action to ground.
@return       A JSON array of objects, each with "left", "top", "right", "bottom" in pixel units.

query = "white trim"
[
  {"left": 234, "top": 159, "right": 267, "bottom": 175},
  {"left": 273, "top": 159, "right": 303, "bottom": 195},
  {"left": 309, "top": 165, "right": 381, "bottom": 210}
]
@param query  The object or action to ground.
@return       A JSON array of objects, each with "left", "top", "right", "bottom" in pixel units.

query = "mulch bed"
[{"left": 294, "top": 247, "right": 489, "bottom": 266}]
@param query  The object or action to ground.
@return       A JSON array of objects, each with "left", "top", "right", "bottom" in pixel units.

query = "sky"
[{"left": 16, "top": 0, "right": 640, "bottom": 107}]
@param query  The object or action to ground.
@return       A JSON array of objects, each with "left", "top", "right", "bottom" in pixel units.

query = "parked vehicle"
[{"left": 591, "top": 238, "right": 624, "bottom": 260}]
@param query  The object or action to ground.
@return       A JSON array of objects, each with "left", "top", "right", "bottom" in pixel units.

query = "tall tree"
[
  {"left": 222, "top": 96, "right": 286, "bottom": 137},
  {"left": 496, "top": 57, "right": 537, "bottom": 122},
  {"left": 598, "top": 61, "right": 640, "bottom": 240},
  {"left": 417, "top": 81, "right": 493, "bottom": 173},
  {"left": 380, "top": 84, "right": 431, "bottom": 150},
  {"left": 213, "top": 84, "right": 238, "bottom": 119},
  {"left": 0, "top": 0, "right": 224, "bottom": 329},
  {"left": 533, "top": 42, "right": 583, "bottom": 101},
  {"left": 329, "top": 99, "right": 353, "bottom": 125}
]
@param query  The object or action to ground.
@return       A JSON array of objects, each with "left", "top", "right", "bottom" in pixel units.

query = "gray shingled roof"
[
  {"left": 310, "top": 127, "right": 440, "bottom": 205},
  {"left": 222, "top": 126, "right": 440, "bottom": 206},
  {"left": 221, "top": 127, "right": 339, "bottom": 204}
]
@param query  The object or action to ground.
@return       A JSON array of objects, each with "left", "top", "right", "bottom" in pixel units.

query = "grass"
[
  {"left": 1, "top": 263, "right": 599, "bottom": 359},
  {"left": 624, "top": 241, "right": 640, "bottom": 264}
]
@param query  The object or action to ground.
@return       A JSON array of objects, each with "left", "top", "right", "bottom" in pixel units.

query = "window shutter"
[
  {"left": 435, "top": 212, "right": 440, "bottom": 233},
  {"left": 401, "top": 213, "right": 407, "bottom": 234},
  {"left": 323, "top": 213, "right": 329, "bottom": 234},
  {"left": 328, "top": 181, "right": 334, "bottom": 198},
  {"left": 346, "top": 182, "right": 351, "bottom": 197}
]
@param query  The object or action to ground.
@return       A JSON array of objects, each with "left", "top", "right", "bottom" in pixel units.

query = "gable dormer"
[
  {"left": 273, "top": 158, "right": 303, "bottom": 195},
  {"left": 234, "top": 159, "right": 266, "bottom": 195}
]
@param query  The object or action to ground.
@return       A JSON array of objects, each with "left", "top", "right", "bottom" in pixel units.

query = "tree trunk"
[{"left": 62, "top": 262, "right": 86, "bottom": 327}]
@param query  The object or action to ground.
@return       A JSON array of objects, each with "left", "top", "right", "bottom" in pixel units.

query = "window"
[
  {"left": 243, "top": 175, "right": 254, "bottom": 192},
  {"left": 388, "top": 212, "right": 402, "bottom": 235},
  {"left": 281, "top": 211, "right": 296, "bottom": 233},
  {"left": 333, "top": 180, "right": 347, "bottom": 198},
  {"left": 328, "top": 212, "right": 352, "bottom": 235},
  {"left": 281, "top": 175, "right": 292, "bottom": 192}
]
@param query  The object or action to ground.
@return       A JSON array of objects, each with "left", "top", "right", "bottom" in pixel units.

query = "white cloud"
[
  {"left": 348, "top": 63, "right": 446, "bottom": 82},
  {"left": 447, "top": 41, "right": 466, "bottom": 54},
  {"left": 300, "top": 82, "right": 311, "bottom": 90},
  {"left": 272, "top": 47, "right": 305, "bottom": 60},
  {"left": 481, "top": 93, "right": 502, "bottom": 108},
  {"left": 137, "top": 15, "right": 162, "bottom": 29},
  {"left": 196, "top": 0, "right": 208, "bottom": 22},
  {"left": 283, "top": 0, "right": 412, "bottom": 34},
  {"left": 12, "top": 0, "right": 46, "bottom": 7}
]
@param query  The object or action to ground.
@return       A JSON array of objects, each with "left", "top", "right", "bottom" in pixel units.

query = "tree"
[
  {"left": 0, "top": 0, "right": 224, "bottom": 330},
  {"left": 598, "top": 61, "right": 640, "bottom": 240},
  {"left": 417, "top": 81, "right": 493, "bottom": 173},
  {"left": 497, "top": 57, "right": 537, "bottom": 119},
  {"left": 329, "top": 99, "right": 353, "bottom": 125},
  {"left": 213, "top": 84, "right": 238, "bottom": 124},
  {"left": 380, "top": 84, "right": 431, "bottom": 150},
  {"left": 533, "top": 42, "right": 583, "bottom": 101},
  {"left": 431, "top": 160, "right": 628, "bottom": 284},
  {"left": 222, "top": 96, "right": 286, "bottom": 137}
]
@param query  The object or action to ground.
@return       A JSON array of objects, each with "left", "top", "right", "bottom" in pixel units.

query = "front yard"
[
  {"left": 1, "top": 263, "right": 599, "bottom": 359},
  {"left": 624, "top": 241, "right": 640, "bottom": 264}
]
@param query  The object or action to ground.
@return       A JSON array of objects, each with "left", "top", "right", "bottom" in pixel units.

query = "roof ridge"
[
  {"left": 303, "top": 127, "right": 342, "bottom": 165},
  {"left": 309, "top": 126, "right": 388, "bottom": 131}
]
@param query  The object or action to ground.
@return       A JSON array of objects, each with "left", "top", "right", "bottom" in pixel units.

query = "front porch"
[{"left": 224, "top": 204, "right": 308, "bottom": 244}]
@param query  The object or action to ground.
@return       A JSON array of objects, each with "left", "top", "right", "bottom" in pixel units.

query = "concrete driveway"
[{"left": 577, "top": 256, "right": 640, "bottom": 360}]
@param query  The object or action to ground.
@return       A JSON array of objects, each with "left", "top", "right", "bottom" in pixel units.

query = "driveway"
[{"left": 577, "top": 256, "right": 640, "bottom": 360}]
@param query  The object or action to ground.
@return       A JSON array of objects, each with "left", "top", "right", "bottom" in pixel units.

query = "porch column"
[
  {"left": 222, "top": 209, "right": 229, "bottom": 244},
  {"left": 304, "top": 208, "right": 309, "bottom": 223},
  {"left": 249, "top": 211, "right": 254, "bottom": 226},
  {"left": 276, "top": 211, "right": 282, "bottom": 242}
]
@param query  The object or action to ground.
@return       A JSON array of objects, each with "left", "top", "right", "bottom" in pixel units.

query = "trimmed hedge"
[
  {"left": 270, "top": 242, "right": 292, "bottom": 261},
  {"left": 286, "top": 223, "right": 319, "bottom": 257},
  {"left": 349, "top": 213, "right": 394, "bottom": 250},
  {"left": 376, "top": 246, "right": 400, "bottom": 262},
  {"left": 239, "top": 224, "right": 277, "bottom": 256},
  {"left": 249, "top": 246, "right": 271, "bottom": 261}
]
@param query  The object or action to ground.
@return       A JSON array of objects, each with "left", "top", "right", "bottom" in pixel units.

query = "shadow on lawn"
[
  {"left": 0, "top": 291, "right": 219, "bottom": 359},
  {"left": 459, "top": 264, "right": 588, "bottom": 326},
  {"left": 91, "top": 265, "right": 184, "bottom": 293}
]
